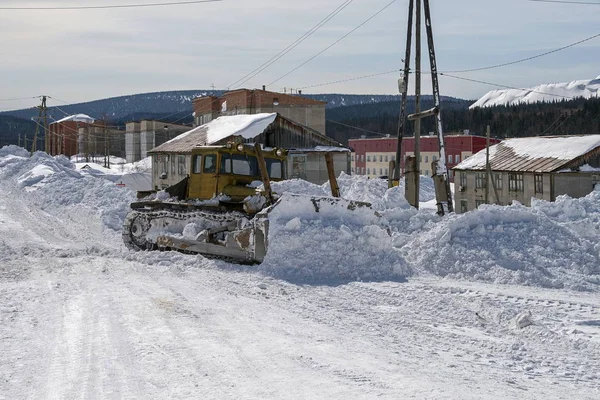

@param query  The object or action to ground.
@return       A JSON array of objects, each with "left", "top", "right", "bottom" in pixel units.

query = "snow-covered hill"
[
  {"left": 2, "top": 145, "right": 600, "bottom": 399},
  {"left": 470, "top": 76, "right": 600, "bottom": 109}
]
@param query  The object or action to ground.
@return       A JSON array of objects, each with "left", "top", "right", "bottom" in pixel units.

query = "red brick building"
[
  {"left": 192, "top": 89, "right": 326, "bottom": 134},
  {"left": 348, "top": 133, "right": 501, "bottom": 181},
  {"left": 47, "top": 114, "right": 96, "bottom": 157}
]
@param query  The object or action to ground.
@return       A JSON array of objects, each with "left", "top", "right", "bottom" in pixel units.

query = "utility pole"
[
  {"left": 393, "top": 0, "right": 414, "bottom": 184},
  {"left": 397, "top": 0, "right": 454, "bottom": 214},
  {"left": 413, "top": 0, "right": 422, "bottom": 208},
  {"left": 486, "top": 125, "right": 501, "bottom": 205},
  {"left": 33, "top": 96, "right": 48, "bottom": 155}
]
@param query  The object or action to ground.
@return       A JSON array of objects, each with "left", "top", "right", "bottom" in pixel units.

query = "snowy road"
[{"left": 1, "top": 149, "right": 600, "bottom": 399}]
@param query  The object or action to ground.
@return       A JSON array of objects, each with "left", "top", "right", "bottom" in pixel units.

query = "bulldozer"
[{"left": 122, "top": 142, "right": 373, "bottom": 263}]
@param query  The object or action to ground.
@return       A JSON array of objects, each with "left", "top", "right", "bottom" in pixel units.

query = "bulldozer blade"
[{"left": 156, "top": 234, "right": 258, "bottom": 263}]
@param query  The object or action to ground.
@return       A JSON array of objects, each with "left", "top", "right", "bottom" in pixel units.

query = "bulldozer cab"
[{"left": 187, "top": 143, "right": 287, "bottom": 202}]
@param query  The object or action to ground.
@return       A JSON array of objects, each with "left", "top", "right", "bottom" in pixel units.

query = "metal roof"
[{"left": 454, "top": 135, "right": 600, "bottom": 172}]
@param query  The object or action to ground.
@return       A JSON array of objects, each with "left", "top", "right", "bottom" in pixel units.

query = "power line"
[
  {"left": 328, "top": 120, "right": 388, "bottom": 136},
  {"left": 229, "top": 0, "right": 355, "bottom": 90},
  {"left": 0, "top": 96, "right": 40, "bottom": 102},
  {"left": 529, "top": 0, "right": 600, "bottom": 5},
  {"left": 267, "top": 0, "right": 398, "bottom": 87},
  {"left": 297, "top": 69, "right": 400, "bottom": 90},
  {"left": 443, "top": 32, "right": 600, "bottom": 74},
  {"left": 0, "top": 0, "right": 222, "bottom": 10}
]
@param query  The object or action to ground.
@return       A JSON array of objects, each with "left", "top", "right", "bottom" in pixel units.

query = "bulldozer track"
[{"left": 122, "top": 207, "right": 248, "bottom": 252}]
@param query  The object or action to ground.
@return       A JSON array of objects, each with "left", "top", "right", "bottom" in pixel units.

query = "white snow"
[
  {"left": 53, "top": 113, "right": 95, "bottom": 124},
  {"left": 162, "top": 113, "right": 278, "bottom": 146},
  {"left": 456, "top": 135, "right": 600, "bottom": 170},
  {"left": 1, "top": 145, "right": 600, "bottom": 399},
  {"left": 470, "top": 76, "right": 600, "bottom": 108}
]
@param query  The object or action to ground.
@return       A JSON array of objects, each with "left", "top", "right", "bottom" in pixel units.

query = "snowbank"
[{"left": 2, "top": 145, "right": 599, "bottom": 291}]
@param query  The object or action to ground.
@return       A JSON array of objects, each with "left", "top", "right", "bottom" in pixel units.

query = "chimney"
[{"left": 262, "top": 85, "right": 265, "bottom": 91}]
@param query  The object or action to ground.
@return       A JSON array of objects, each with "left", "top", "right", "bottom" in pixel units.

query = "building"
[
  {"left": 453, "top": 135, "right": 600, "bottom": 213},
  {"left": 147, "top": 113, "right": 349, "bottom": 190},
  {"left": 348, "top": 133, "right": 500, "bottom": 180},
  {"left": 77, "top": 124, "right": 126, "bottom": 160},
  {"left": 125, "top": 120, "right": 190, "bottom": 163},
  {"left": 192, "top": 88, "right": 326, "bottom": 135},
  {"left": 47, "top": 114, "right": 95, "bottom": 157}
]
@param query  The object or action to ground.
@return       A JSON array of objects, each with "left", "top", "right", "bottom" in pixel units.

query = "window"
[
  {"left": 494, "top": 173, "right": 502, "bottom": 190},
  {"left": 460, "top": 200, "right": 468, "bottom": 213},
  {"left": 351, "top": 167, "right": 355, "bottom": 174},
  {"left": 361, "top": 155, "right": 365, "bottom": 162},
  {"left": 367, "top": 168, "right": 371, "bottom": 175},
  {"left": 385, "top": 168, "right": 388, "bottom": 175},
  {"left": 448, "top": 170, "right": 453, "bottom": 179},
  {"left": 203, "top": 154, "right": 217, "bottom": 173},
  {"left": 367, "top": 155, "right": 371, "bottom": 162},
  {"left": 508, "top": 173, "right": 524, "bottom": 192},
  {"left": 351, "top": 155, "right": 355, "bottom": 161},
  {"left": 193, "top": 155, "right": 202, "bottom": 173},
  {"left": 448, "top": 155, "right": 452, "bottom": 163},
  {"left": 475, "top": 200, "right": 485, "bottom": 208},
  {"left": 385, "top": 155, "right": 388, "bottom": 162},
  {"left": 177, "top": 155, "right": 186, "bottom": 175},
  {"left": 266, "top": 159, "right": 283, "bottom": 179},
  {"left": 392, "top": 155, "right": 396, "bottom": 161},
  {"left": 379, "top": 168, "right": 383, "bottom": 175},
  {"left": 455, "top": 155, "right": 461, "bottom": 163},
  {"left": 425, "top": 155, "right": 429, "bottom": 163},
  {"left": 475, "top": 172, "right": 487, "bottom": 189},
  {"left": 171, "top": 157, "right": 176, "bottom": 174},
  {"left": 425, "top": 170, "right": 429, "bottom": 176},
  {"left": 232, "top": 154, "right": 258, "bottom": 176},
  {"left": 460, "top": 172, "right": 467, "bottom": 187},
  {"left": 534, "top": 174, "right": 543, "bottom": 193},
  {"left": 162, "top": 155, "right": 169, "bottom": 173},
  {"left": 433, "top": 155, "right": 437, "bottom": 162}
]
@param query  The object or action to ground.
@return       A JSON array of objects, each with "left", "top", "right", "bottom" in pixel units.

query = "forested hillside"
[{"left": 327, "top": 97, "right": 600, "bottom": 145}]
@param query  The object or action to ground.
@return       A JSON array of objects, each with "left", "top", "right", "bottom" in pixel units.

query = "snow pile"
[
  {"left": 402, "top": 197, "right": 600, "bottom": 291},
  {"left": 259, "top": 193, "right": 409, "bottom": 284},
  {"left": 470, "top": 76, "right": 600, "bottom": 108},
  {"left": 1, "top": 147, "right": 136, "bottom": 232}
]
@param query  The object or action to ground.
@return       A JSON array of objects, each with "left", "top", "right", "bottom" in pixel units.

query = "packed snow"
[
  {"left": 53, "top": 113, "right": 95, "bottom": 124},
  {"left": 470, "top": 75, "right": 600, "bottom": 108},
  {"left": 1, "top": 145, "right": 600, "bottom": 399}
]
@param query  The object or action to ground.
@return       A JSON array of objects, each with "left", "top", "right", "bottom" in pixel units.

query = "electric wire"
[
  {"left": 229, "top": 0, "right": 355, "bottom": 90},
  {"left": 442, "top": 32, "right": 600, "bottom": 74},
  {"left": 327, "top": 119, "right": 388, "bottom": 136},
  {"left": 297, "top": 69, "right": 401, "bottom": 90},
  {"left": 0, "top": 0, "right": 222, "bottom": 10},
  {"left": 267, "top": 0, "right": 398, "bottom": 87}
]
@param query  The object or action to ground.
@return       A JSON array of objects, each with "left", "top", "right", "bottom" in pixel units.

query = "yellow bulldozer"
[{"left": 122, "top": 142, "right": 362, "bottom": 263}]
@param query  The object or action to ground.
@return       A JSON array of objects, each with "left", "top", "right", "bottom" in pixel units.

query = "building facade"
[
  {"left": 453, "top": 135, "right": 600, "bottom": 213},
  {"left": 147, "top": 113, "right": 348, "bottom": 190},
  {"left": 192, "top": 89, "right": 326, "bottom": 135},
  {"left": 348, "top": 133, "right": 500, "bottom": 181},
  {"left": 125, "top": 120, "right": 190, "bottom": 163}
]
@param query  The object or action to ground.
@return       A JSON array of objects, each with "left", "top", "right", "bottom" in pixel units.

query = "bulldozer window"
[
  {"left": 204, "top": 154, "right": 217, "bottom": 173},
  {"left": 231, "top": 154, "right": 258, "bottom": 176},
  {"left": 266, "top": 159, "right": 282, "bottom": 179},
  {"left": 220, "top": 153, "right": 232, "bottom": 174},
  {"left": 192, "top": 155, "right": 202, "bottom": 174}
]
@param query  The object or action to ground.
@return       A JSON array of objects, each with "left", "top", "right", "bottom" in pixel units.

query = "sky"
[{"left": 0, "top": 0, "right": 599, "bottom": 111}]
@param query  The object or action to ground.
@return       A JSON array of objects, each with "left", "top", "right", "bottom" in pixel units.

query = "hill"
[{"left": 470, "top": 76, "right": 600, "bottom": 108}]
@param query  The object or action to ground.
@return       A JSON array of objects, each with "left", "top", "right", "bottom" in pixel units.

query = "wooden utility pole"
[
  {"left": 393, "top": 0, "right": 414, "bottom": 183},
  {"left": 324, "top": 152, "right": 340, "bottom": 197},
  {"left": 412, "top": 0, "right": 422, "bottom": 208},
  {"left": 33, "top": 96, "right": 48, "bottom": 155},
  {"left": 486, "top": 125, "right": 501, "bottom": 204}
]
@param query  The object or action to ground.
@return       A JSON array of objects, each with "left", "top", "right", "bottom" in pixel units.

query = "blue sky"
[{"left": 0, "top": 0, "right": 599, "bottom": 110}]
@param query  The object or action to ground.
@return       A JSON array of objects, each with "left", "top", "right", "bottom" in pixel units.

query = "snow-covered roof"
[
  {"left": 470, "top": 76, "right": 600, "bottom": 109},
  {"left": 454, "top": 135, "right": 600, "bottom": 172},
  {"left": 149, "top": 113, "right": 277, "bottom": 153},
  {"left": 53, "top": 114, "right": 95, "bottom": 124}
]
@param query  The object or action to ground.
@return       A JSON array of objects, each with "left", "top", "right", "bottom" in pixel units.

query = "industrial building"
[
  {"left": 453, "top": 135, "right": 600, "bottom": 213},
  {"left": 147, "top": 113, "right": 349, "bottom": 190},
  {"left": 125, "top": 120, "right": 190, "bottom": 163},
  {"left": 348, "top": 132, "right": 500, "bottom": 180},
  {"left": 192, "top": 88, "right": 326, "bottom": 135}
]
